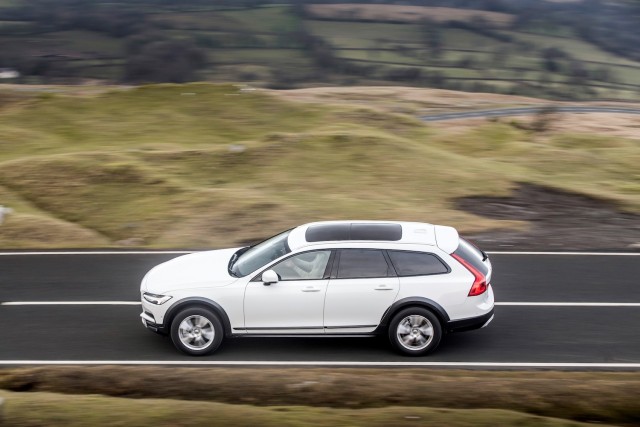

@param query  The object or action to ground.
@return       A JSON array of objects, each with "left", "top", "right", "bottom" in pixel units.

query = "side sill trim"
[
  {"left": 241, "top": 326, "right": 323, "bottom": 331},
  {"left": 231, "top": 333, "right": 378, "bottom": 338},
  {"left": 235, "top": 325, "right": 378, "bottom": 331},
  {"left": 325, "top": 325, "right": 377, "bottom": 330}
]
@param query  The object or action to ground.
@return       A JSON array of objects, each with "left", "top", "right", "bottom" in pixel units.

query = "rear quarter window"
[{"left": 388, "top": 251, "right": 449, "bottom": 276}]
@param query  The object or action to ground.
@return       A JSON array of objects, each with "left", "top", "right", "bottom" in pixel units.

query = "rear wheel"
[
  {"left": 388, "top": 307, "right": 442, "bottom": 356},
  {"left": 170, "top": 307, "right": 224, "bottom": 356}
]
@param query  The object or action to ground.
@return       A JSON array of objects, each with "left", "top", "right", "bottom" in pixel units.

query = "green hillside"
[{"left": 0, "top": 83, "right": 638, "bottom": 248}]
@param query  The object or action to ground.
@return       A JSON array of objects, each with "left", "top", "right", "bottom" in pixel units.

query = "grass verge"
[
  {"left": 0, "top": 389, "right": 616, "bottom": 427},
  {"left": 0, "top": 367, "right": 639, "bottom": 425}
]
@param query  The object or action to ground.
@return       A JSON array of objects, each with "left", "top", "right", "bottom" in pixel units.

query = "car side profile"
[{"left": 140, "top": 221, "right": 494, "bottom": 356}]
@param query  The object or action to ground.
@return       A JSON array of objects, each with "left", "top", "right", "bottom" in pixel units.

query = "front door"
[{"left": 244, "top": 250, "right": 333, "bottom": 333}]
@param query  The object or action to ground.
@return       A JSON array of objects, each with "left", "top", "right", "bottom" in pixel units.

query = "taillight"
[{"left": 451, "top": 253, "right": 487, "bottom": 296}]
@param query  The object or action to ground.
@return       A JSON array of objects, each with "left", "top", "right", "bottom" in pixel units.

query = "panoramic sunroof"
[{"left": 305, "top": 223, "right": 402, "bottom": 242}]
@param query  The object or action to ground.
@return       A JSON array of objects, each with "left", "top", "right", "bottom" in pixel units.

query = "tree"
[
  {"left": 540, "top": 47, "right": 569, "bottom": 73},
  {"left": 123, "top": 39, "right": 206, "bottom": 83},
  {"left": 422, "top": 22, "right": 443, "bottom": 60}
]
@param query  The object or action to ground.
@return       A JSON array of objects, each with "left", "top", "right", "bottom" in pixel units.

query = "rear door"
[{"left": 323, "top": 249, "right": 399, "bottom": 332}]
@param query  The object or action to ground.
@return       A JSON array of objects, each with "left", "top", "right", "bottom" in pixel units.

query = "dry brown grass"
[
  {"left": 306, "top": 4, "right": 515, "bottom": 27},
  {"left": 269, "top": 86, "right": 640, "bottom": 139},
  {"left": 544, "top": 113, "right": 640, "bottom": 139},
  {"left": 428, "top": 113, "right": 640, "bottom": 140},
  {"left": 267, "top": 86, "right": 548, "bottom": 118},
  {"left": 0, "top": 213, "right": 109, "bottom": 247}
]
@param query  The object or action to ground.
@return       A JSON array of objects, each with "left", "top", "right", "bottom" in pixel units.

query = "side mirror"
[{"left": 261, "top": 270, "right": 279, "bottom": 286}]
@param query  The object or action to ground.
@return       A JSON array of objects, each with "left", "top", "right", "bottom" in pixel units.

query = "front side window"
[
  {"left": 388, "top": 251, "right": 449, "bottom": 277},
  {"left": 231, "top": 230, "right": 292, "bottom": 277},
  {"left": 337, "top": 249, "right": 391, "bottom": 279},
  {"left": 272, "top": 250, "right": 332, "bottom": 281}
]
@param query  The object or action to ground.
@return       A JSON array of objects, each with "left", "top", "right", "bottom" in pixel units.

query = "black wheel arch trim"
[
  {"left": 163, "top": 297, "right": 232, "bottom": 336},
  {"left": 375, "top": 297, "right": 450, "bottom": 333}
]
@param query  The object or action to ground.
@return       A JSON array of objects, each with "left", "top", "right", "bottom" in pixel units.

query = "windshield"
[{"left": 231, "top": 230, "right": 292, "bottom": 277}]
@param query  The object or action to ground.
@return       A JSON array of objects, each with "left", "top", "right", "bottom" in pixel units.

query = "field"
[
  {"left": 0, "top": 83, "right": 638, "bottom": 249},
  {"left": 0, "top": 367, "right": 639, "bottom": 426},
  {"left": 306, "top": 4, "right": 515, "bottom": 26},
  {"left": 2, "top": 3, "right": 640, "bottom": 100},
  {"left": 0, "top": 391, "right": 622, "bottom": 426}
]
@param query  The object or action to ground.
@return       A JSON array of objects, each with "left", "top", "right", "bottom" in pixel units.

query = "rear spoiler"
[{"left": 434, "top": 225, "right": 459, "bottom": 254}]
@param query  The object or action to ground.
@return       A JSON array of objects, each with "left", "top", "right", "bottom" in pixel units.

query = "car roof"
[{"left": 288, "top": 220, "right": 459, "bottom": 254}]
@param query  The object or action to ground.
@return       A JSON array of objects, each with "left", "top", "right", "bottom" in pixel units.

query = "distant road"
[
  {"left": 1, "top": 251, "right": 639, "bottom": 368},
  {"left": 420, "top": 106, "right": 640, "bottom": 122}
]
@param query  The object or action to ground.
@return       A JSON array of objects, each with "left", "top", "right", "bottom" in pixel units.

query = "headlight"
[{"left": 142, "top": 292, "right": 172, "bottom": 305}]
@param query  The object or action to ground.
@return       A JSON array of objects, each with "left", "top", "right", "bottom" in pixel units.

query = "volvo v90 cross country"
[{"left": 140, "top": 221, "right": 494, "bottom": 356}]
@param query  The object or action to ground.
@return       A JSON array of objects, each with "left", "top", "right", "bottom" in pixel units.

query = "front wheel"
[
  {"left": 388, "top": 307, "right": 442, "bottom": 356},
  {"left": 170, "top": 307, "right": 224, "bottom": 356}
]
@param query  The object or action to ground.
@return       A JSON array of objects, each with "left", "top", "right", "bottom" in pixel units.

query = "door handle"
[
  {"left": 375, "top": 285, "right": 394, "bottom": 291},
  {"left": 302, "top": 286, "right": 320, "bottom": 292}
]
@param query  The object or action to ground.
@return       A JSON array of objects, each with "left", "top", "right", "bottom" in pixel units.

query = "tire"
[
  {"left": 170, "top": 307, "right": 224, "bottom": 356},
  {"left": 388, "top": 307, "right": 442, "bottom": 356}
]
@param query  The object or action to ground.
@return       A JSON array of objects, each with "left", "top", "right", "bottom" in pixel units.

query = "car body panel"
[
  {"left": 143, "top": 283, "right": 244, "bottom": 328},
  {"left": 324, "top": 276, "right": 400, "bottom": 330},
  {"left": 243, "top": 278, "right": 329, "bottom": 332},
  {"left": 142, "top": 248, "right": 239, "bottom": 294}
]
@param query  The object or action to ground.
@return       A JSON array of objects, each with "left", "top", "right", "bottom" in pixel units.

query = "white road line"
[
  {"left": 2, "top": 301, "right": 639, "bottom": 307},
  {"left": 0, "top": 360, "right": 638, "bottom": 368},
  {"left": 487, "top": 251, "right": 640, "bottom": 256},
  {"left": 495, "top": 302, "right": 640, "bottom": 307},
  {"left": 0, "top": 251, "right": 192, "bottom": 256},
  {"left": 1, "top": 301, "right": 141, "bottom": 306},
  {"left": 0, "top": 251, "right": 637, "bottom": 256}
]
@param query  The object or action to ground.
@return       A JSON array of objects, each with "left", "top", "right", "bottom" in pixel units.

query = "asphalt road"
[
  {"left": 1, "top": 252, "right": 639, "bottom": 367},
  {"left": 420, "top": 106, "right": 640, "bottom": 122}
]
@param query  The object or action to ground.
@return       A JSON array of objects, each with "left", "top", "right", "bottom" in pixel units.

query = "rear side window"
[
  {"left": 388, "top": 251, "right": 449, "bottom": 276},
  {"left": 337, "top": 249, "right": 391, "bottom": 279},
  {"left": 453, "top": 238, "right": 488, "bottom": 276}
]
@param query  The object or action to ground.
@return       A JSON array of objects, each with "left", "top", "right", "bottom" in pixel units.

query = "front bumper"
[
  {"left": 140, "top": 311, "right": 167, "bottom": 335},
  {"left": 140, "top": 293, "right": 172, "bottom": 335},
  {"left": 446, "top": 308, "right": 494, "bottom": 333}
]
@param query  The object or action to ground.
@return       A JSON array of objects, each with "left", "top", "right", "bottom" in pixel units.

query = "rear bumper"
[{"left": 446, "top": 308, "right": 494, "bottom": 333}]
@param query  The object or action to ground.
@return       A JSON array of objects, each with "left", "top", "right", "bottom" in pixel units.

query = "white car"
[{"left": 140, "top": 221, "right": 494, "bottom": 356}]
